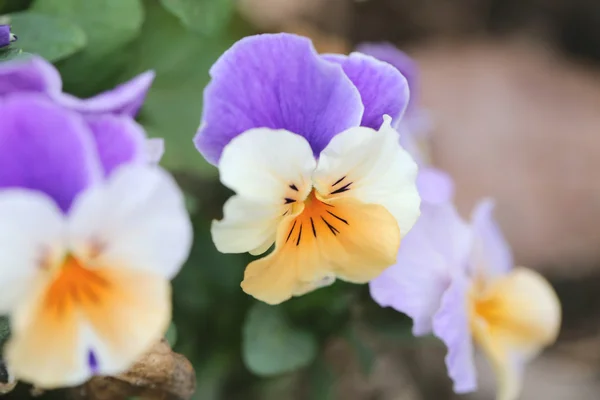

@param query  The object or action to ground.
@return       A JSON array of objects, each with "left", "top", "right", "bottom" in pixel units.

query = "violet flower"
[
  {"left": 194, "top": 33, "right": 421, "bottom": 305},
  {"left": 0, "top": 56, "right": 162, "bottom": 211},
  {"left": 370, "top": 198, "right": 561, "bottom": 400},
  {"left": 0, "top": 25, "right": 16, "bottom": 49}
]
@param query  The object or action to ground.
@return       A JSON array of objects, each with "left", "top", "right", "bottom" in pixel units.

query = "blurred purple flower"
[
  {"left": 0, "top": 56, "right": 160, "bottom": 211},
  {"left": 0, "top": 25, "right": 16, "bottom": 49},
  {"left": 194, "top": 33, "right": 411, "bottom": 165},
  {"left": 356, "top": 42, "right": 433, "bottom": 166},
  {"left": 370, "top": 199, "right": 561, "bottom": 400}
]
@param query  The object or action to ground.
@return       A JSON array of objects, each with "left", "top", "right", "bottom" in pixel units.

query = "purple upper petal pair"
[
  {"left": 194, "top": 33, "right": 410, "bottom": 165},
  {"left": 370, "top": 198, "right": 513, "bottom": 393},
  {"left": 0, "top": 56, "right": 157, "bottom": 211},
  {"left": 0, "top": 25, "right": 16, "bottom": 49}
]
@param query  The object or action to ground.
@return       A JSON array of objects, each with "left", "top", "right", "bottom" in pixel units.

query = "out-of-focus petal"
[
  {"left": 417, "top": 168, "right": 455, "bottom": 204},
  {"left": 0, "top": 25, "right": 13, "bottom": 49},
  {"left": 0, "top": 56, "right": 62, "bottom": 96},
  {"left": 323, "top": 52, "right": 409, "bottom": 129},
  {"left": 471, "top": 268, "right": 561, "bottom": 400},
  {"left": 146, "top": 138, "right": 164, "bottom": 164},
  {"left": 432, "top": 273, "right": 478, "bottom": 394},
  {"left": 370, "top": 201, "right": 471, "bottom": 335},
  {"left": 355, "top": 42, "right": 419, "bottom": 112},
  {"left": 0, "top": 94, "right": 102, "bottom": 211},
  {"left": 314, "top": 115, "right": 420, "bottom": 237},
  {"left": 470, "top": 199, "right": 513, "bottom": 279},
  {"left": 0, "top": 190, "right": 65, "bottom": 314},
  {"left": 53, "top": 71, "right": 155, "bottom": 117},
  {"left": 85, "top": 115, "right": 149, "bottom": 176},
  {"left": 194, "top": 33, "right": 364, "bottom": 164},
  {"left": 212, "top": 128, "right": 316, "bottom": 254},
  {"left": 67, "top": 165, "right": 192, "bottom": 279}
]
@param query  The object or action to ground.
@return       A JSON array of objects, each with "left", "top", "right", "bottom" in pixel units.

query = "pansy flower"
[
  {"left": 0, "top": 55, "right": 164, "bottom": 165},
  {"left": 0, "top": 25, "right": 16, "bottom": 49},
  {"left": 0, "top": 86, "right": 192, "bottom": 386},
  {"left": 194, "top": 33, "right": 421, "bottom": 305},
  {"left": 370, "top": 199, "right": 561, "bottom": 400}
]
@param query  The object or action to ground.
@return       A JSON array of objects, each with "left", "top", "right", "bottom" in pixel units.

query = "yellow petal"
[
  {"left": 241, "top": 195, "right": 400, "bottom": 304},
  {"left": 471, "top": 267, "right": 561, "bottom": 400},
  {"left": 6, "top": 259, "right": 170, "bottom": 388}
]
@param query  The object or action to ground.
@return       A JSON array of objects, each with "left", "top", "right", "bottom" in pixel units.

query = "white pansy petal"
[
  {"left": 218, "top": 128, "right": 317, "bottom": 203},
  {"left": 314, "top": 115, "right": 420, "bottom": 236},
  {"left": 67, "top": 165, "right": 192, "bottom": 279},
  {"left": 212, "top": 195, "right": 286, "bottom": 254},
  {"left": 0, "top": 190, "right": 65, "bottom": 313},
  {"left": 6, "top": 266, "right": 169, "bottom": 388}
]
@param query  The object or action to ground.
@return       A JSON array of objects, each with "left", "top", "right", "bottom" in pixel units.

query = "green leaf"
[
  {"left": 159, "top": 0, "right": 233, "bottom": 36},
  {"left": 8, "top": 11, "right": 86, "bottom": 62},
  {"left": 0, "top": 47, "right": 22, "bottom": 61},
  {"left": 344, "top": 326, "right": 376, "bottom": 377},
  {"left": 31, "top": 0, "right": 144, "bottom": 96},
  {"left": 308, "top": 356, "right": 336, "bottom": 400},
  {"left": 243, "top": 303, "right": 318, "bottom": 376}
]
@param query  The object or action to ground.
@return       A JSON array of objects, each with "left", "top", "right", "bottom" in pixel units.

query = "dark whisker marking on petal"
[
  {"left": 332, "top": 176, "right": 346, "bottom": 187},
  {"left": 284, "top": 198, "right": 295, "bottom": 204},
  {"left": 331, "top": 182, "right": 352, "bottom": 195},
  {"left": 321, "top": 217, "right": 339, "bottom": 236},
  {"left": 289, "top": 184, "right": 298, "bottom": 191},
  {"left": 326, "top": 211, "right": 349, "bottom": 225},
  {"left": 286, "top": 220, "right": 297, "bottom": 243},
  {"left": 310, "top": 217, "right": 317, "bottom": 237},
  {"left": 322, "top": 203, "right": 335, "bottom": 207},
  {"left": 296, "top": 224, "right": 303, "bottom": 246}
]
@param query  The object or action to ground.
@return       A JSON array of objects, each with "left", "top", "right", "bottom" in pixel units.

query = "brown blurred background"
[{"left": 238, "top": 0, "right": 600, "bottom": 399}]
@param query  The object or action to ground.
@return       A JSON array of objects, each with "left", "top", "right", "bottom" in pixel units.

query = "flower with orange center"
[
  {"left": 211, "top": 116, "right": 420, "bottom": 304},
  {"left": 0, "top": 165, "right": 192, "bottom": 388},
  {"left": 371, "top": 199, "right": 560, "bottom": 400}
]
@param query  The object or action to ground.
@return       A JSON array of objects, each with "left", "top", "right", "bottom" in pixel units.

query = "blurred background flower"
[{"left": 1, "top": 0, "right": 600, "bottom": 399}]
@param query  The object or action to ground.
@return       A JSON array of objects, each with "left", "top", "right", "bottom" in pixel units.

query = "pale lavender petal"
[
  {"left": 0, "top": 55, "right": 62, "bottom": 95},
  {"left": 470, "top": 199, "right": 513, "bottom": 278},
  {"left": 369, "top": 202, "right": 471, "bottom": 335},
  {"left": 355, "top": 42, "right": 419, "bottom": 112},
  {"left": 0, "top": 25, "right": 11, "bottom": 49},
  {"left": 0, "top": 94, "right": 102, "bottom": 211},
  {"left": 432, "top": 273, "right": 477, "bottom": 394},
  {"left": 417, "top": 168, "right": 455, "bottom": 204},
  {"left": 322, "top": 52, "right": 409, "bottom": 129},
  {"left": 85, "top": 115, "right": 148, "bottom": 176},
  {"left": 53, "top": 71, "right": 155, "bottom": 117},
  {"left": 146, "top": 138, "right": 164, "bottom": 164},
  {"left": 194, "top": 33, "right": 364, "bottom": 165}
]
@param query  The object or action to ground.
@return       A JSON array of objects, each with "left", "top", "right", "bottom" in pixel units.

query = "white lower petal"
[
  {"left": 212, "top": 195, "right": 285, "bottom": 254},
  {"left": 0, "top": 190, "right": 65, "bottom": 313},
  {"left": 67, "top": 165, "right": 192, "bottom": 279},
  {"left": 313, "top": 115, "right": 420, "bottom": 237},
  {"left": 218, "top": 128, "right": 316, "bottom": 203}
]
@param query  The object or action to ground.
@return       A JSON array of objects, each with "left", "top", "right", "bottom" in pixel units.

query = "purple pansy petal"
[
  {"left": 146, "top": 138, "right": 165, "bottom": 164},
  {"left": 53, "top": 71, "right": 155, "bottom": 117},
  {"left": 0, "top": 55, "right": 62, "bottom": 96},
  {"left": 370, "top": 202, "right": 471, "bottom": 335},
  {"left": 432, "top": 273, "right": 477, "bottom": 394},
  {"left": 194, "top": 33, "right": 364, "bottom": 165},
  {"left": 323, "top": 52, "right": 409, "bottom": 129},
  {"left": 85, "top": 115, "right": 148, "bottom": 176},
  {"left": 417, "top": 168, "right": 455, "bottom": 204},
  {"left": 470, "top": 199, "right": 513, "bottom": 278},
  {"left": 0, "top": 94, "right": 102, "bottom": 211},
  {"left": 0, "top": 25, "right": 11, "bottom": 48},
  {"left": 356, "top": 42, "right": 419, "bottom": 112}
]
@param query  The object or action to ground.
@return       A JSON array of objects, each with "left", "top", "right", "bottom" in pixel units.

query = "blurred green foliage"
[{"left": 0, "top": 0, "right": 416, "bottom": 398}]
